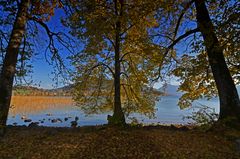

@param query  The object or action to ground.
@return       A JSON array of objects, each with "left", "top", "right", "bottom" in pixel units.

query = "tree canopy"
[{"left": 65, "top": 0, "right": 166, "bottom": 120}]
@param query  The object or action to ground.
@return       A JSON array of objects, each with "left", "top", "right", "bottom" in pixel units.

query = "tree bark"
[
  {"left": 0, "top": 0, "right": 30, "bottom": 135},
  {"left": 195, "top": 0, "right": 240, "bottom": 123},
  {"left": 108, "top": 0, "right": 125, "bottom": 125}
]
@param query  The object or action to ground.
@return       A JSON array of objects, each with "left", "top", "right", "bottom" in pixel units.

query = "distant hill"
[
  {"left": 13, "top": 84, "right": 239, "bottom": 97},
  {"left": 48, "top": 84, "right": 73, "bottom": 93},
  {"left": 159, "top": 84, "right": 240, "bottom": 97},
  {"left": 158, "top": 84, "right": 183, "bottom": 97},
  {"left": 13, "top": 85, "right": 73, "bottom": 96},
  {"left": 12, "top": 83, "right": 163, "bottom": 97}
]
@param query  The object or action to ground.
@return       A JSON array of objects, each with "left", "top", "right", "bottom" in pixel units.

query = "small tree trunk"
[
  {"left": 0, "top": 0, "right": 30, "bottom": 136},
  {"left": 195, "top": 0, "right": 240, "bottom": 123},
  {"left": 108, "top": 0, "right": 125, "bottom": 125}
]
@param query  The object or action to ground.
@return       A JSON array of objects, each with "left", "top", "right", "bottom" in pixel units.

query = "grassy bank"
[{"left": 0, "top": 125, "right": 239, "bottom": 159}]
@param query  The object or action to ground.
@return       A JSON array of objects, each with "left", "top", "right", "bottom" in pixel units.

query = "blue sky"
[
  {"left": 27, "top": 9, "right": 73, "bottom": 89},
  {"left": 0, "top": 6, "right": 74, "bottom": 89},
  {"left": 27, "top": 8, "right": 184, "bottom": 89},
  {"left": 10, "top": 2, "right": 235, "bottom": 90},
  {"left": 31, "top": 56, "right": 57, "bottom": 88}
]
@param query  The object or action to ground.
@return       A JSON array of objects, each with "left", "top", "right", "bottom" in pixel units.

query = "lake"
[{"left": 7, "top": 96, "right": 219, "bottom": 127}]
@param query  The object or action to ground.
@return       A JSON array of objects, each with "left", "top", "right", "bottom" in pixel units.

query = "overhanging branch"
[
  {"left": 167, "top": 27, "right": 200, "bottom": 51},
  {"left": 89, "top": 62, "right": 115, "bottom": 77},
  {"left": 173, "top": 0, "right": 195, "bottom": 39},
  {"left": 152, "top": 27, "right": 200, "bottom": 82}
]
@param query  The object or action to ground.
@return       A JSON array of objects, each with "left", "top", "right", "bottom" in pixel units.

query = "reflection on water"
[
  {"left": 10, "top": 96, "right": 74, "bottom": 115},
  {"left": 7, "top": 96, "right": 219, "bottom": 127}
]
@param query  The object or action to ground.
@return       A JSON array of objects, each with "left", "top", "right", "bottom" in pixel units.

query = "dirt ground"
[{"left": 0, "top": 125, "right": 239, "bottom": 159}]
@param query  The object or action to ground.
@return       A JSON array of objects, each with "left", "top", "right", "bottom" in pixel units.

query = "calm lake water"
[{"left": 7, "top": 95, "right": 220, "bottom": 127}]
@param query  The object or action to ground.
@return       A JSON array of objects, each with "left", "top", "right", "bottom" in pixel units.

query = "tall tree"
[
  {"left": 194, "top": 0, "right": 240, "bottom": 122},
  {"left": 0, "top": 0, "right": 70, "bottom": 135},
  {"left": 0, "top": 0, "right": 30, "bottom": 135},
  {"left": 66, "top": 0, "right": 162, "bottom": 125},
  {"left": 154, "top": 0, "right": 240, "bottom": 124}
]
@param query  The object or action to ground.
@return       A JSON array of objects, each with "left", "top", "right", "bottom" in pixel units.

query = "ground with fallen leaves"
[{"left": 0, "top": 125, "right": 239, "bottom": 159}]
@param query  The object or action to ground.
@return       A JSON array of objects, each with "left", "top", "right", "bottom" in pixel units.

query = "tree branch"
[
  {"left": 166, "top": 28, "right": 200, "bottom": 51},
  {"left": 152, "top": 28, "right": 200, "bottom": 82},
  {"left": 89, "top": 62, "right": 115, "bottom": 77},
  {"left": 173, "top": 0, "right": 195, "bottom": 39}
]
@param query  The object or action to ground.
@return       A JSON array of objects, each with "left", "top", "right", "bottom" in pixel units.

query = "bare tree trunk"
[
  {"left": 0, "top": 0, "right": 30, "bottom": 136},
  {"left": 195, "top": 0, "right": 240, "bottom": 124},
  {"left": 108, "top": 0, "right": 125, "bottom": 125}
]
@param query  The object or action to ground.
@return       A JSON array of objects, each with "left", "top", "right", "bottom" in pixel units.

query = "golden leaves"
[
  {"left": 174, "top": 53, "right": 218, "bottom": 109},
  {"left": 67, "top": 0, "right": 166, "bottom": 117},
  {"left": 31, "top": 0, "right": 62, "bottom": 22}
]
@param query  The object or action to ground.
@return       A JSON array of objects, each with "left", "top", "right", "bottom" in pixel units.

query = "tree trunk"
[
  {"left": 107, "top": 0, "right": 125, "bottom": 125},
  {"left": 0, "top": 0, "right": 30, "bottom": 136},
  {"left": 195, "top": 0, "right": 240, "bottom": 123}
]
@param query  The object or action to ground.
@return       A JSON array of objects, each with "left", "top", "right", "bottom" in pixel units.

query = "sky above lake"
[
  {"left": 12, "top": 7, "right": 238, "bottom": 90},
  {"left": 25, "top": 9, "right": 72, "bottom": 89},
  {"left": 26, "top": 9, "right": 182, "bottom": 89}
]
